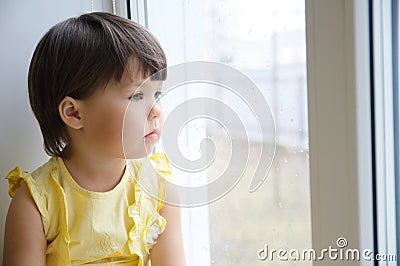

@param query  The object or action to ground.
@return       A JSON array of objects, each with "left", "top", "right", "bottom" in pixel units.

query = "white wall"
[{"left": 0, "top": 0, "right": 109, "bottom": 259}]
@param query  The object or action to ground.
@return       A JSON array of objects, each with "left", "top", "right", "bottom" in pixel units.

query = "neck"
[{"left": 63, "top": 146, "right": 126, "bottom": 193}]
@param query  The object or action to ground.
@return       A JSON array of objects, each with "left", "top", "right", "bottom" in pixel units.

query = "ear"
[{"left": 58, "top": 96, "right": 83, "bottom": 130}]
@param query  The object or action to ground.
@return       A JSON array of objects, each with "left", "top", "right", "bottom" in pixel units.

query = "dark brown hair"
[{"left": 28, "top": 12, "right": 167, "bottom": 158}]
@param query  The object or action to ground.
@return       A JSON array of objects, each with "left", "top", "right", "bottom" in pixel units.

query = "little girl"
[{"left": 3, "top": 12, "right": 185, "bottom": 266}]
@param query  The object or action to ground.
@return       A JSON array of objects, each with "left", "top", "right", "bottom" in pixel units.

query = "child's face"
[{"left": 78, "top": 67, "right": 164, "bottom": 159}]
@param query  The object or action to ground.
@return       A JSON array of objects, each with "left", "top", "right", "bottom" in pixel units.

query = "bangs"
[{"left": 68, "top": 12, "right": 167, "bottom": 98}]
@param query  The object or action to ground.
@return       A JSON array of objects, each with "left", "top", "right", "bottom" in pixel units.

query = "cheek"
[
  {"left": 122, "top": 111, "right": 149, "bottom": 158},
  {"left": 83, "top": 99, "right": 125, "bottom": 142},
  {"left": 90, "top": 110, "right": 124, "bottom": 143},
  {"left": 123, "top": 108, "right": 146, "bottom": 140}
]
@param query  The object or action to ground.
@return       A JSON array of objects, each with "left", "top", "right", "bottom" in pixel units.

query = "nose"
[{"left": 148, "top": 100, "right": 162, "bottom": 120}]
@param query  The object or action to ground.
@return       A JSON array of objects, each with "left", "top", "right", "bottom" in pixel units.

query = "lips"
[{"left": 144, "top": 129, "right": 159, "bottom": 140}]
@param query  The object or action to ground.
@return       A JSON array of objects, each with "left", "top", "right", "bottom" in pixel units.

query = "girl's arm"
[
  {"left": 3, "top": 182, "right": 46, "bottom": 265},
  {"left": 150, "top": 186, "right": 186, "bottom": 266}
]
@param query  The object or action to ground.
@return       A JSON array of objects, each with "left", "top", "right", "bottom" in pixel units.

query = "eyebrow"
[
  {"left": 123, "top": 80, "right": 162, "bottom": 94},
  {"left": 123, "top": 79, "right": 145, "bottom": 90}
]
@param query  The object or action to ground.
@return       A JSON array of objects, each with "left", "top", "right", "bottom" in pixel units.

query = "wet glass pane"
[{"left": 147, "top": 0, "right": 311, "bottom": 265}]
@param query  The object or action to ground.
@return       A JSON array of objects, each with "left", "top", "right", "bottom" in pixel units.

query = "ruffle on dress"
[
  {"left": 6, "top": 166, "right": 28, "bottom": 198},
  {"left": 126, "top": 152, "right": 170, "bottom": 265},
  {"left": 5, "top": 152, "right": 171, "bottom": 266}
]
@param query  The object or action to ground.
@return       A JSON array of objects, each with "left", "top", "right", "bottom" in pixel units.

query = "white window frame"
[{"left": 306, "top": 0, "right": 375, "bottom": 265}]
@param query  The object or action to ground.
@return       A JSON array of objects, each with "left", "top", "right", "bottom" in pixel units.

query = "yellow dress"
[{"left": 5, "top": 153, "right": 170, "bottom": 266}]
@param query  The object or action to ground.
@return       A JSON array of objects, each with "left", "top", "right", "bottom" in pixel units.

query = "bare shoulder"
[{"left": 3, "top": 182, "right": 46, "bottom": 265}]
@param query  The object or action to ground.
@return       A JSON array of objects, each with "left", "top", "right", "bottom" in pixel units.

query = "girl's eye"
[
  {"left": 130, "top": 92, "right": 143, "bottom": 101},
  {"left": 155, "top": 91, "right": 163, "bottom": 99}
]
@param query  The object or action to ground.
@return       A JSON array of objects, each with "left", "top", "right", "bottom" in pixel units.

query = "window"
[{"left": 123, "top": 0, "right": 391, "bottom": 265}]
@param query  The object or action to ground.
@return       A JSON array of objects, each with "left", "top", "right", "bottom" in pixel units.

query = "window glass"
[{"left": 147, "top": 0, "right": 311, "bottom": 264}]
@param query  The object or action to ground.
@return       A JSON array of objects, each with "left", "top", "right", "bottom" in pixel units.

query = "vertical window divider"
[
  {"left": 372, "top": 0, "right": 398, "bottom": 264},
  {"left": 391, "top": 0, "right": 400, "bottom": 261}
]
